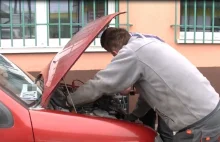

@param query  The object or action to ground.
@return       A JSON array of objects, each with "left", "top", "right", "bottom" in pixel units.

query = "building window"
[
  {"left": 0, "top": 0, "right": 117, "bottom": 51},
  {"left": 0, "top": 0, "right": 35, "bottom": 40},
  {"left": 49, "top": 0, "right": 107, "bottom": 39},
  {"left": 179, "top": 0, "right": 220, "bottom": 43}
]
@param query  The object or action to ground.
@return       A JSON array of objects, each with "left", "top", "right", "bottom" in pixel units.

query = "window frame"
[
  {"left": 0, "top": 0, "right": 116, "bottom": 53},
  {"left": 178, "top": 1, "right": 220, "bottom": 44}
]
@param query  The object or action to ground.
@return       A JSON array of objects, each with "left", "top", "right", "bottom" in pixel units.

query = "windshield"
[{"left": 0, "top": 54, "right": 42, "bottom": 107}]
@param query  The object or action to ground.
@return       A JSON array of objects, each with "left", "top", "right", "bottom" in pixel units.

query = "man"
[{"left": 68, "top": 27, "right": 220, "bottom": 142}]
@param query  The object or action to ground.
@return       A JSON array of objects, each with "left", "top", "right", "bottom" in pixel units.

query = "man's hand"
[
  {"left": 120, "top": 87, "right": 136, "bottom": 96},
  {"left": 120, "top": 87, "right": 132, "bottom": 95}
]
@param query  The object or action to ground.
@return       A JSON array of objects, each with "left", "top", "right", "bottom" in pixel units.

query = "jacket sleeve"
[
  {"left": 68, "top": 47, "right": 143, "bottom": 105},
  {"left": 132, "top": 95, "right": 152, "bottom": 118}
]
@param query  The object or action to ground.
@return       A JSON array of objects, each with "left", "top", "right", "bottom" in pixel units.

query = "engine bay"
[{"left": 48, "top": 81, "right": 129, "bottom": 120}]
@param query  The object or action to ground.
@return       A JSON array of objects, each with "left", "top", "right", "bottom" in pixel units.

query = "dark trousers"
[
  {"left": 139, "top": 109, "right": 173, "bottom": 142},
  {"left": 174, "top": 101, "right": 220, "bottom": 142}
]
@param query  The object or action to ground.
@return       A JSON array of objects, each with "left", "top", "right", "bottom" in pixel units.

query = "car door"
[{"left": 0, "top": 90, "right": 34, "bottom": 142}]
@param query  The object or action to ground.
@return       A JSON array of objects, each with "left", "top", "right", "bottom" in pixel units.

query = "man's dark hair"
[{"left": 100, "top": 27, "right": 131, "bottom": 52}]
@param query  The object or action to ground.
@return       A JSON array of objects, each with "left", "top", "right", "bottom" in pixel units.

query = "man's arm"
[{"left": 68, "top": 47, "right": 143, "bottom": 105}]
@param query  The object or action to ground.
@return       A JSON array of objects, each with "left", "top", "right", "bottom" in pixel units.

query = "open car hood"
[{"left": 39, "top": 12, "right": 125, "bottom": 107}]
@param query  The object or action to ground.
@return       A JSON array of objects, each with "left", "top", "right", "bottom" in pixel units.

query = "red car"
[{"left": 0, "top": 12, "right": 160, "bottom": 142}]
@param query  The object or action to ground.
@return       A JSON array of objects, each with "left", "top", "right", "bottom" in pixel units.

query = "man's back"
[{"left": 126, "top": 35, "right": 219, "bottom": 131}]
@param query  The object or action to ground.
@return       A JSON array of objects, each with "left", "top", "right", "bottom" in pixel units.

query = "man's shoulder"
[
  {"left": 126, "top": 36, "right": 155, "bottom": 52},
  {"left": 129, "top": 32, "right": 165, "bottom": 43}
]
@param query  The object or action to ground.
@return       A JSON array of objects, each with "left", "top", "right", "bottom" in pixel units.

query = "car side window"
[{"left": 0, "top": 101, "right": 14, "bottom": 128}]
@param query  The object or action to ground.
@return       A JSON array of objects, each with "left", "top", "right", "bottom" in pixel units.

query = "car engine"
[{"left": 48, "top": 83, "right": 129, "bottom": 120}]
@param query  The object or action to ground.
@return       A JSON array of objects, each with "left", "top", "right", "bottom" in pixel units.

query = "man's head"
[{"left": 100, "top": 27, "right": 131, "bottom": 56}]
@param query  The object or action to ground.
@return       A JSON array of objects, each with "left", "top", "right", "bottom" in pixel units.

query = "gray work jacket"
[{"left": 69, "top": 34, "right": 220, "bottom": 131}]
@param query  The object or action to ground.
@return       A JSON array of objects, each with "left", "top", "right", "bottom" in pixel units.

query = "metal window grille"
[
  {"left": 0, "top": 0, "right": 132, "bottom": 48},
  {"left": 173, "top": 0, "right": 220, "bottom": 44}
]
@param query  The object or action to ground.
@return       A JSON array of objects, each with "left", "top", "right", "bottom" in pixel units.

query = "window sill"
[
  {"left": 177, "top": 39, "right": 220, "bottom": 44},
  {"left": 178, "top": 32, "right": 220, "bottom": 44},
  {"left": 0, "top": 46, "right": 106, "bottom": 54}
]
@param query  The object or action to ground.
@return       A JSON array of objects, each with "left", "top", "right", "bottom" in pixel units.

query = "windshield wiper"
[{"left": 31, "top": 95, "right": 42, "bottom": 108}]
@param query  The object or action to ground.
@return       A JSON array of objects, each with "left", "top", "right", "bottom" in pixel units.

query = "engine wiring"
[
  {"left": 114, "top": 93, "right": 127, "bottom": 111},
  {"left": 61, "top": 78, "right": 128, "bottom": 114},
  {"left": 72, "top": 79, "right": 85, "bottom": 84},
  {"left": 62, "top": 78, "right": 77, "bottom": 113},
  {"left": 122, "top": 96, "right": 126, "bottom": 110}
]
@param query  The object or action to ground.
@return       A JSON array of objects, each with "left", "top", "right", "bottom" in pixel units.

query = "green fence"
[
  {"left": 173, "top": 0, "right": 220, "bottom": 44},
  {"left": 0, "top": 0, "right": 131, "bottom": 48}
]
